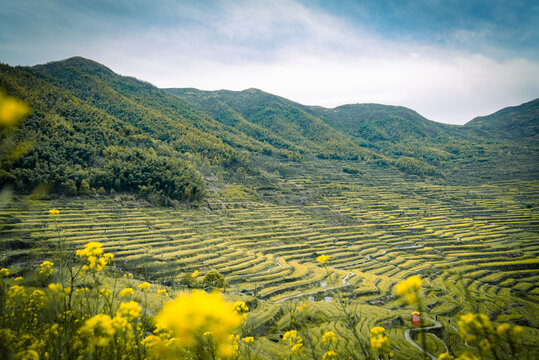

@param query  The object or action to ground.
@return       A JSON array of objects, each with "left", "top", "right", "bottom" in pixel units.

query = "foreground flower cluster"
[{"left": 0, "top": 236, "right": 253, "bottom": 360}]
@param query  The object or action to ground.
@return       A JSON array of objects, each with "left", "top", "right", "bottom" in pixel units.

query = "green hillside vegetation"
[
  {"left": 0, "top": 57, "right": 537, "bottom": 206},
  {"left": 167, "top": 87, "right": 538, "bottom": 183},
  {"left": 465, "top": 98, "right": 539, "bottom": 142}
]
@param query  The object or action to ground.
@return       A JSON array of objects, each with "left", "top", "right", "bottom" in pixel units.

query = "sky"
[{"left": 1, "top": 0, "right": 538, "bottom": 124}]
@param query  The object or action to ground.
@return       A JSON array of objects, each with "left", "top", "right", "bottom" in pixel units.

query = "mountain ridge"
[{"left": 0, "top": 56, "right": 537, "bottom": 203}]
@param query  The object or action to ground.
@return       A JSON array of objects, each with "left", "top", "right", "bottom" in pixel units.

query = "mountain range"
[{"left": 0, "top": 57, "right": 537, "bottom": 203}]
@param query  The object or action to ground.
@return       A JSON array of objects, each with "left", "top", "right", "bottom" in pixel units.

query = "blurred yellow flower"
[
  {"left": 369, "top": 326, "right": 389, "bottom": 351},
  {"left": 458, "top": 313, "right": 492, "bottom": 342},
  {"left": 479, "top": 338, "right": 491, "bottom": 351},
  {"left": 100, "top": 284, "right": 112, "bottom": 298},
  {"left": 76, "top": 242, "right": 113, "bottom": 272},
  {"left": 242, "top": 336, "right": 254, "bottom": 344},
  {"left": 282, "top": 329, "right": 303, "bottom": 353},
  {"left": 0, "top": 93, "right": 29, "bottom": 128},
  {"left": 0, "top": 268, "right": 9, "bottom": 277},
  {"left": 191, "top": 270, "right": 199, "bottom": 278},
  {"left": 157, "top": 289, "right": 169, "bottom": 297},
  {"left": 39, "top": 261, "right": 54, "bottom": 276},
  {"left": 323, "top": 350, "right": 338, "bottom": 360},
  {"left": 437, "top": 353, "right": 455, "bottom": 360},
  {"left": 395, "top": 275, "right": 422, "bottom": 304},
  {"left": 48, "top": 209, "right": 60, "bottom": 215},
  {"left": 78, "top": 314, "right": 115, "bottom": 347},
  {"left": 120, "top": 288, "right": 135, "bottom": 298},
  {"left": 48, "top": 283, "right": 63, "bottom": 293},
  {"left": 119, "top": 300, "right": 142, "bottom": 320},
  {"left": 513, "top": 325, "right": 523, "bottom": 336},
  {"left": 456, "top": 352, "right": 480, "bottom": 360},
  {"left": 155, "top": 290, "right": 243, "bottom": 356},
  {"left": 75, "top": 287, "right": 89, "bottom": 296},
  {"left": 233, "top": 301, "right": 249, "bottom": 313},
  {"left": 322, "top": 331, "right": 336, "bottom": 343},
  {"left": 138, "top": 282, "right": 150, "bottom": 291},
  {"left": 8, "top": 285, "right": 25, "bottom": 298},
  {"left": 317, "top": 255, "right": 330, "bottom": 264}
]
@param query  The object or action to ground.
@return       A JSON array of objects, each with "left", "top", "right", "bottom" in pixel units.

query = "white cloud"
[{"left": 4, "top": 0, "right": 538, "bottom": 124}]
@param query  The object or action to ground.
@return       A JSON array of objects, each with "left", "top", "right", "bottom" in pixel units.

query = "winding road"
[
  {"left": 404, "top": 319, "right": 445, "bottom": 360},
  {"left": 274, "top": 271, "right": 356, "bottom": 303}
]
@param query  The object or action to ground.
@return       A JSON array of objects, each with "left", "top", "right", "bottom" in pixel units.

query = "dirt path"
[
  {"left": 274, "top": 271, "right": 355, "bottom": 303},
  {"left": 403, "top": 319, "right": 444, "bottom": 360},
  {"left": 239, "top": 257, "right": 282, "bottom": 278}
]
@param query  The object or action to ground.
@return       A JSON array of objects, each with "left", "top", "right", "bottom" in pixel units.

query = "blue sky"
[{"left": 1, "top": 0, "right": 538, "bottom": 124}]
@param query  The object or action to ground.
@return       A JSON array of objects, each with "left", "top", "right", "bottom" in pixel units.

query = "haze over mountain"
[{"left": 1, "top": 57, "right": 537, "bottom": 203}]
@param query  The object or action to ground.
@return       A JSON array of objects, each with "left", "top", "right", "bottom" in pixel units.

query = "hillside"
[
  {"left": 465, "top": 98, "right": 539, "bottom": 142},
  {"left": 165, "top": 87, "right": 377, "bottom": 161},
  {"left": 167, "top": 86, "right": 539, "bottom": 181},
  {"left": 0, "top": 57, "right": 538, "bottom": 204}
]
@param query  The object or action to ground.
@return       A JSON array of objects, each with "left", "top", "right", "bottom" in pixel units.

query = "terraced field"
[{"left": 1, "top": 159, "right": 538, "bottom": 338}]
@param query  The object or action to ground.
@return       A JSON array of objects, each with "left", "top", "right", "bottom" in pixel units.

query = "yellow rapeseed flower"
[
  {"left": 323, "top": 350, "right": 338, "bottom": 360},
  {"left": 192, "top": 270, "right": 199, "bottom": 278},
  {"left": 48, "top": 283, "right": 63, "bottom": 293},
  {"left": 455, "top": 352, "right": 480, "bottom": 360},
  {"left": 138, "top": 282, "right": 151, "bottom": 291},
  {"left": 233, "top": 301, "right": 249, "bottom": 313},
  {"left": 395, "top": 275, "right": 422, "bottom": 304},
  {"left": 0, "top": 268, "right": 10, "bottom": 277},
  {"left": 48, "top": 209, "right": 60, "bottom": 215},
  {"left": 99, "top": 284, "right": 112, "bottom": 299},
  {"left": 242, "top": 336, "right": 254, "bottom": 344},
  {"left": 512, "top": 325, "right": 523, "bottom": 336},
  {"left": 283, "top": 330, "right": 298, "bottom": 342},
  {"left": 0, "top": 93, "right": 29, "bottom": 127},
  {"left": 282, "top": 329, "right": 303, "bottom": 353},
  {"left": 369, "top": 326, "right": 389, "bottom": 351},
  {"left": 120, "top": 288, "right": 135, "bottom": 298},
  {"left": 479, "top": 338, "right": 491, "bottom": 351},
  {"left": 14, "top": 276, "right": 23, "bottom": 284},
  {"left": 370, "top": 326, "right": 386, "bottom": 335},
  {"left": 155, "top": 290, "right": 243, "bottom": 356},
  {"left": 8, "top": 285, "right": 25, "bottom": 298},
  {"left": 157, "top": 289, "right": 169, "bottom": 297},
  {"left": 75, "top": 287, "right": 89, "bottom": 296},
  {"left": 39, "top": 261, "right": 54, "bottom": 276},
  {"left": 76, "top": 242, "right": 113, "bottom": 272},
  {"left": 118, "top": 300, "right": 142, "bottom": 320},
  {"left": 322, "top": 331, "right": 336, "bottom": 343},
  {"left": 78, "top": 314, "right": 115, "bottom": 347},
  {"left": 457, "top": 313, "right": 492, "bottom": 342},
  {"left": 13, "top": 350, "right": 38, "bottom": 360},
  {"left": 317, "top": 255, "right": 330, "bottom": 264},
  {"left": 437, "top": 353, "right": 455, "bottom": 360}
]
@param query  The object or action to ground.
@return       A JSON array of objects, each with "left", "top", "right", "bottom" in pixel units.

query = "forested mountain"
[
  {"left": 166, "top": 87, "right": 538, "bottom": 179},
  {"left": 465, "top": 98, "right": 539, "bottom": 142},
  {"left": 0, "top": 57, "right": 537, "bottom": 204},
  {"left": 166, "top": 88, "right": 376, "bottom": 161}
]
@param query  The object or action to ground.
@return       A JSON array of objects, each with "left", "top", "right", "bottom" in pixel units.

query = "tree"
[
  {"left": 79, "top": 179, "right": 92, "bottom": 196},
  {"left": 202, "top": 269, "right": 226, "bottom": 290}
]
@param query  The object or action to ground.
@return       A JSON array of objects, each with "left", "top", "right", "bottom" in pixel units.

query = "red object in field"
[{"left": 411, "top": 311, "right": 421, "bottom": 326}]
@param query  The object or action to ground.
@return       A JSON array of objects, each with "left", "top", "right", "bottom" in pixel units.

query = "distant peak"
[
  {"left": 243, "top": 88, "right": 262, "bottom": 93},
  {"left": 31, "top": 56, "right": 115, "bottom": 75}
]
